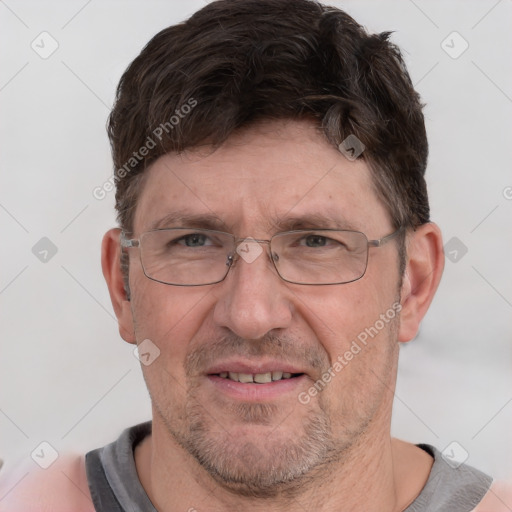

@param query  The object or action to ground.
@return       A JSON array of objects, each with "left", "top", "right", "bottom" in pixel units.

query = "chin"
[{"left": 166, "top": 399, "right": 338, "bottom": 498}]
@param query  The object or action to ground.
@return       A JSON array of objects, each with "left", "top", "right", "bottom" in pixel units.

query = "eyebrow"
[
  {"left": 147, "top": 211, "right": 359, "bottom": 234},
  {"left": 148, "top": 212, "right": 230, "bottom": 232},
  {"left": 269, "top": 212, "right": 360, "bottom": 233}
]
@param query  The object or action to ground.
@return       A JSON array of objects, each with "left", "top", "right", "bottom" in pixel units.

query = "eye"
[
  {"left": 300, "top": 234, "right": 340, "bottom": 248},
  {"left": 176, "top": 233, "right": 212, "bottom": 247},
  {"left": 301, "top": 235, "right": 333, "bottom": 247}
]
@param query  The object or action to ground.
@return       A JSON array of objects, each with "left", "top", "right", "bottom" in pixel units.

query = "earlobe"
[
  {"left": 398, "top": 223, "right": 445, "bottom": 343},
  {"left": 101, "top": 228, "right": 136, "bottom": 344}
]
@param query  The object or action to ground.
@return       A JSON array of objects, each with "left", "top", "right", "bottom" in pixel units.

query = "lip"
[
  {"left": 204, "top": 358, "right": 309, "bottom": 402},
  {"left": 205, "top": 359, "right": 306, "bottom": 376},
  {"left": 206, "top": 373, "right": 308, "bottom": 401}
]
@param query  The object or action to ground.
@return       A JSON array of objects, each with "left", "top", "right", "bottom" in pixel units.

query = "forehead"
[{"left": 133, "top": 119, "right": 390, "bottom": 235}]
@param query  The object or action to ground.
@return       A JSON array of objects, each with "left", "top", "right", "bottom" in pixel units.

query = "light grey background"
[{"left": 1, "top": 0, "right": 511, "bottom": 485}]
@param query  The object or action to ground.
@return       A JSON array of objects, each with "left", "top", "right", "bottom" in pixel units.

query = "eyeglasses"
[{"left": 120, "top": 226, "right": 403, "bottom": 286}]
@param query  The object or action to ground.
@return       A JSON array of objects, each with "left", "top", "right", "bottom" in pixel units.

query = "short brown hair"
[{"left": 109, "top": 0, "right": 429, "bottom": 235}]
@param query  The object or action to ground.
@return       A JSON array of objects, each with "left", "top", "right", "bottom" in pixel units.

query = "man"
[{"left": 1, "top": 0, "right": 510, "bottom": 510}]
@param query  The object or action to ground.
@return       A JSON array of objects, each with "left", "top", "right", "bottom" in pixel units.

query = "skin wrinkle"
[
  {"left": 181, "top": 333, "right": 333, "bottom": 497},
  {"left": 104, "top": 119, "right": 442, "bottom": 511},
  {"left": 150, "top": 325, "right": 399, "bottom": 502},
  {"left": 120, "top": 124, "right": 408, "bottom": 297},
  {"left": 10, "top": 1, "right": 506, "bottom": 508}
]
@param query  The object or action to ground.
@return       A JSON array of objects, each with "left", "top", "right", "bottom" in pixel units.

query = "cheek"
[
  {"left": 130, "top": 281, "right": 216, "bottom": 413},
  {"left": 130, "top": 276, "right": 212, "bottom": 364},
  {"left": 295, "top": 276, "right": 400, "bottom": 399},
  {"left": 299, "top": 289, "right": 399, "bottom": 434},
  {"left": 295, "top": 279, "right": 396, "bottom": 355}
]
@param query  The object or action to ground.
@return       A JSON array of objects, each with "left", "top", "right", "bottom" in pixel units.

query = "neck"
[{"left": 135, "top": 407, "right": 433, "bottom": 511}]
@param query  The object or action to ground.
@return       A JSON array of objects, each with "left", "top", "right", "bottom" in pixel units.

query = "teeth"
[
  {"left": 254, "top": 372, "right": 272, "bottom": 383},
  {"left": 218, "top": 371, "right": 297, "bottom": 383}
]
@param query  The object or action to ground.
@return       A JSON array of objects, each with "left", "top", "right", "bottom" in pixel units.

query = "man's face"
[{"left": 127, "top": 120, "right": 403, "bottom": 495}]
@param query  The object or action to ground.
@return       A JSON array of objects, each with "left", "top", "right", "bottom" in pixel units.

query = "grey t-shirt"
[{"left": 85, "top": 422, "right": 493, "bottom": 511}]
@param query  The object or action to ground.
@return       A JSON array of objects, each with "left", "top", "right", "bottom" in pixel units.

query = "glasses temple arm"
[
  {"left": 120, "top": 233, "right": 139, "bottom": 249},
  {"left": 368, "top": 226, "right": 404, "bottom": 247}
]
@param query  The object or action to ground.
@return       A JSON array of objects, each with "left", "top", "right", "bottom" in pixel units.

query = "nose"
[{"left": 212, "top": 241, "right": 293, "bottom": 340}]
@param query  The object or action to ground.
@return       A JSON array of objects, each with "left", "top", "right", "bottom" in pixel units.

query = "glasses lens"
[
  {"left": 139, "top": 229, "right": 234, "bottom": 285},
  {"left": 271, "top": 230, "right": 369, "bottom": 285}
]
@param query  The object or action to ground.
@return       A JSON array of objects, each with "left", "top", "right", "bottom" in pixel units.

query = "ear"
[
  {"left": 101, "top": 228, "right": 136, "bottom": 344},
  {"left": 398, "top": 222, "right": 444, "bottom": 343}
]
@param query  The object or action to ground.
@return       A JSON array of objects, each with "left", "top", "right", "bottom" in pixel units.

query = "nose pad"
[
  {"left": 224, "top": 240, "right": 278, "bottom": 278},
  {"left": 226, "top": 253, "right": 235, "bottom": 268}
]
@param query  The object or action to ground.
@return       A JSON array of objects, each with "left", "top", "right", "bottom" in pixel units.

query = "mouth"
[
  {"left": 205, "top": 361, "right": 308, "bottom": 401},
  {"left": 210, "top": 370, "right": 304, "bottom": 384},
  {"left": 212, "top": 371, "right": 304, "bottom": 383}
]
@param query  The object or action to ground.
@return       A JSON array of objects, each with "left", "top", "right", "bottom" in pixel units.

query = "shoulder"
[
  {"left": 0, "top": 453, "right": 94, "bottom": 512},
  {"left": 473, "top": 480, "right": 512, "bottom": 512},
  {"left": 412, "top": 442, "right": 512, "bottom": 512}
]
